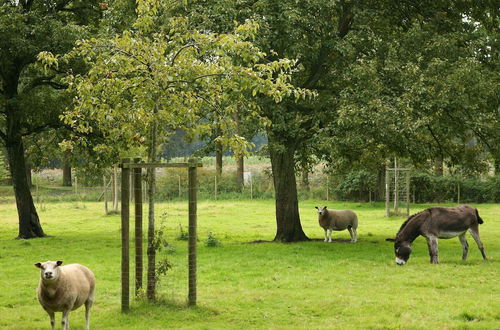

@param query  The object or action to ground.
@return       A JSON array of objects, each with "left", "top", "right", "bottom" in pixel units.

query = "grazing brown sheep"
[
  {"left": 315, "top": 206, "right": 358, "bottom": 242},
  {"left": 35, "top": 260, "right": 95, "bottom": 330}
]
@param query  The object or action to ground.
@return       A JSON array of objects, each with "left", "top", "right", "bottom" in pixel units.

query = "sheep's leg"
[
  {"left": 328, "top": 229, "right": 333, "bottom": 243},
  {"left": 85, "top": 298, "right": 93, "bottom": 330},
  {"left": 61, "top": 310, "right": 69, "bottom": 330},
  {"left": 348, "top": 226, "right": 357, "bottom": 243},
  {"left": 459, "top": 233, "right": 468, "bottom": 260},
  {"left": 468, "top": 227, "right": 487, "bottom": 260},
  {"left": 47, "top": 311, "right": 55, "bottom": 330},
  {"left": 324, "top": 228, "right": 328, "bottom": 242}
]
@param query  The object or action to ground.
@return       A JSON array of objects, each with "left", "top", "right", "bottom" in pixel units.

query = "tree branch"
[
  {"left": 22, "top": 121, "right": 66, "bottom": 137},
  {"left": 171, "top": 43, "right": 199, "bottom": 66},
  {"left": 168, "top": 73, "right": 228, "bottom": 85},
  {"left": 426, "top": 124, "right": 455, "bottom": 161},
  {"left": 24, "top": 76, "right": 68, "bottom": 93}
]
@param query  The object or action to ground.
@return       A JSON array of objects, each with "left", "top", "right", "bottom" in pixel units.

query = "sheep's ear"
[
  {"left": 385, "top": 238, "right": 395, "bottom": 242},
  {"left": 314, "top": 206, "right": 318, "bottom": 210},
  {"left": 324, "top": 206, "right": 327, "bottom": 209},
  {"left": 56, "top": 260, "right": 63, "bottom": 267},
  {"left": 34, "top": 262, "right": 42, "bottom": 268}
]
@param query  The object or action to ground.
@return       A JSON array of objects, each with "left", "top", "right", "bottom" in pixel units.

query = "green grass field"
[{"left": 0, "top": 200, "right": 498, "bottom": 329}]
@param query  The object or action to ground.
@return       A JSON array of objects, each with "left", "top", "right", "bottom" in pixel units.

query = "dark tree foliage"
[
  {"left": 177, "top": 0, "right": 499, "bottom": 241},
  {"left": 0, "top": 0, "right": 102, "bottom": 238}
]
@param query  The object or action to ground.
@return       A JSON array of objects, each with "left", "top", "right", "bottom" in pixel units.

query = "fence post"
[
  {"left": 188, "top": 158, "right": 198, "bottom": 306},
  {"left": 250, "top": 175, "right": 253, "bottom": 199},
  {"left": 133, "top": 158, "right": 143, "bottom": 296},
  {"left": 104, "top": 175, "right": 108, "bottom": 214},
  {"left": 214, "top": 175, "right": 217, "bottom": 200},
  {"left": 393, "top": 158, "right": 399, "bottom": 215},
  {"left": 326, "top": 175, "right": 329, "bottom": 201},
  {"left": 405, "top": 171, "right": 410, "bottom": 216},
  {"left": 385, "top": 167, "right": 390, "bottom": 217},
  {"left": 178, "top": 175, "right": 182, "bottom": 199},
  {"left": 121, "top": 158, "right": 131, "bottom": 312},
  {"left": 113, "top": 165, "right": 119, "bottom": 212}
]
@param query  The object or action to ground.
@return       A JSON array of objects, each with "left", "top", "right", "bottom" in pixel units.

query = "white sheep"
[
  {"left": 315, "top": 206, "right": 358, "bottom": 243},
  {"left": 35, "top": 260, "right": 95, "bottom": 330}
]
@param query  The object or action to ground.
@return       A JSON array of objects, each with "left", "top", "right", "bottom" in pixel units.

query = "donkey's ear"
[
  {"left": 34, "top": 262, "right": 43, "bottom": 268},
  {"left": 56, "top": 260, "right": 63, "bottom": 267},
  {"left": 385, "top": 238, "right": 395, "bottom": 242}
]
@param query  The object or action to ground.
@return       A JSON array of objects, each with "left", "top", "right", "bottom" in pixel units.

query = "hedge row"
[{"left": 410, "top": 172, "right": 500, "bottom": 203}]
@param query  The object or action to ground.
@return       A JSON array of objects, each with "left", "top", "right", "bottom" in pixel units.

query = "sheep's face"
[
  {"left": 315, "top": 206, "right": 328, "bottom": 216},
  {"left": 35, "top": 260, "right": 63, "bottom": 281}
]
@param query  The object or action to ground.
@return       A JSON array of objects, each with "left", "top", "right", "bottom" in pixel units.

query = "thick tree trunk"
[
  {"left": 62, "top": 151, "right": 72, "bottom": 187},
  {"left": 215, "top": 140, "right": 223, "bottom": 176},
  {"left": 4, "top": 83, "right": 45, "bottom": 239},
  {"left": 25, "top": 159, "right": 33, "bottom": 188},
  {"left": 269, "top": 139, "right": 308, "bottom": 242},
  {"left": 6, "top": 133, "right": 45, "bottom": 239},
  {"left": 236, "top": 154, "right": 244, "bottom": 192}
]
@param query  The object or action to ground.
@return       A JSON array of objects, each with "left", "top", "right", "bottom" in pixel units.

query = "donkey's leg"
[
  {"left": 426, "top": 236, "right": 439, "bottom": 264},
  {"left": 468, "top": 227, "right": 487, "bottom": 260},
  {"left": 459, "top": 233, "right": 469, "bottom": 260}
]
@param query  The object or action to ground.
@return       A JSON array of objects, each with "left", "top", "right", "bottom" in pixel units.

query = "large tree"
[
  {"left": 181, "top": 0, "right": 499, "bottom": 241},
  {"left": 179, "top": 0, "right": 360, "bottom": 241},
  {"left": 0, "top": 0, "right": 101, "bottom": 238}
]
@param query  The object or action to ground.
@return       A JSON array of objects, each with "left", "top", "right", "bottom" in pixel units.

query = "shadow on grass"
[
  {"left": 128, "top": 297, "right": 220, "bottom": 315},
  {"left": 247, "top": 238, "right": 359, "bottom": 244}
]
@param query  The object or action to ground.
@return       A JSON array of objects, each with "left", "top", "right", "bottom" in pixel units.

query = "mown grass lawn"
[{"left": 0, "top": 200, "right": 498, "bottom": 329}]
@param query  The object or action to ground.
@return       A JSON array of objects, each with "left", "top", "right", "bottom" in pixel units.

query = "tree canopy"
[{"left": 0, "top": 0, "right": 102, "bottom": 238}]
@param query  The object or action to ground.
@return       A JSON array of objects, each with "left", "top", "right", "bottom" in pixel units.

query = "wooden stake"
[
  {"left": 188, "top": 158, "right": 198, "bottom": 306},
  {"left": 134, "top": 158, "right": 143, "bottom": 296},
  {"left": 121, "top": 158, "right": 131, "bottom": 312}
]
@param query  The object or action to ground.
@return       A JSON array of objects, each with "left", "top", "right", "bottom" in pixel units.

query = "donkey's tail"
[{"left": 475, "top": 209, "right": 484, "bottom": 224}]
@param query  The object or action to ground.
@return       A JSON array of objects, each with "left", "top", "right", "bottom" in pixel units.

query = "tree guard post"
[
  {"left": 134, "top": 158, "right": 143, "bottom": 296},
  {"left": 188, "top": 158, "right": 198, "bottom": 306},
  {"left": 120, "top": 159, "right": 201, "bottom": 310},
  {"left": 121, "top": 158, "right": 131, "bottom": 312}
]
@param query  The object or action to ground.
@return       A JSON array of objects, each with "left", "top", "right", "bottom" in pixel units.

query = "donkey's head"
[{"left": 394, "top": 240, "right": 412, "bottom": 265}]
